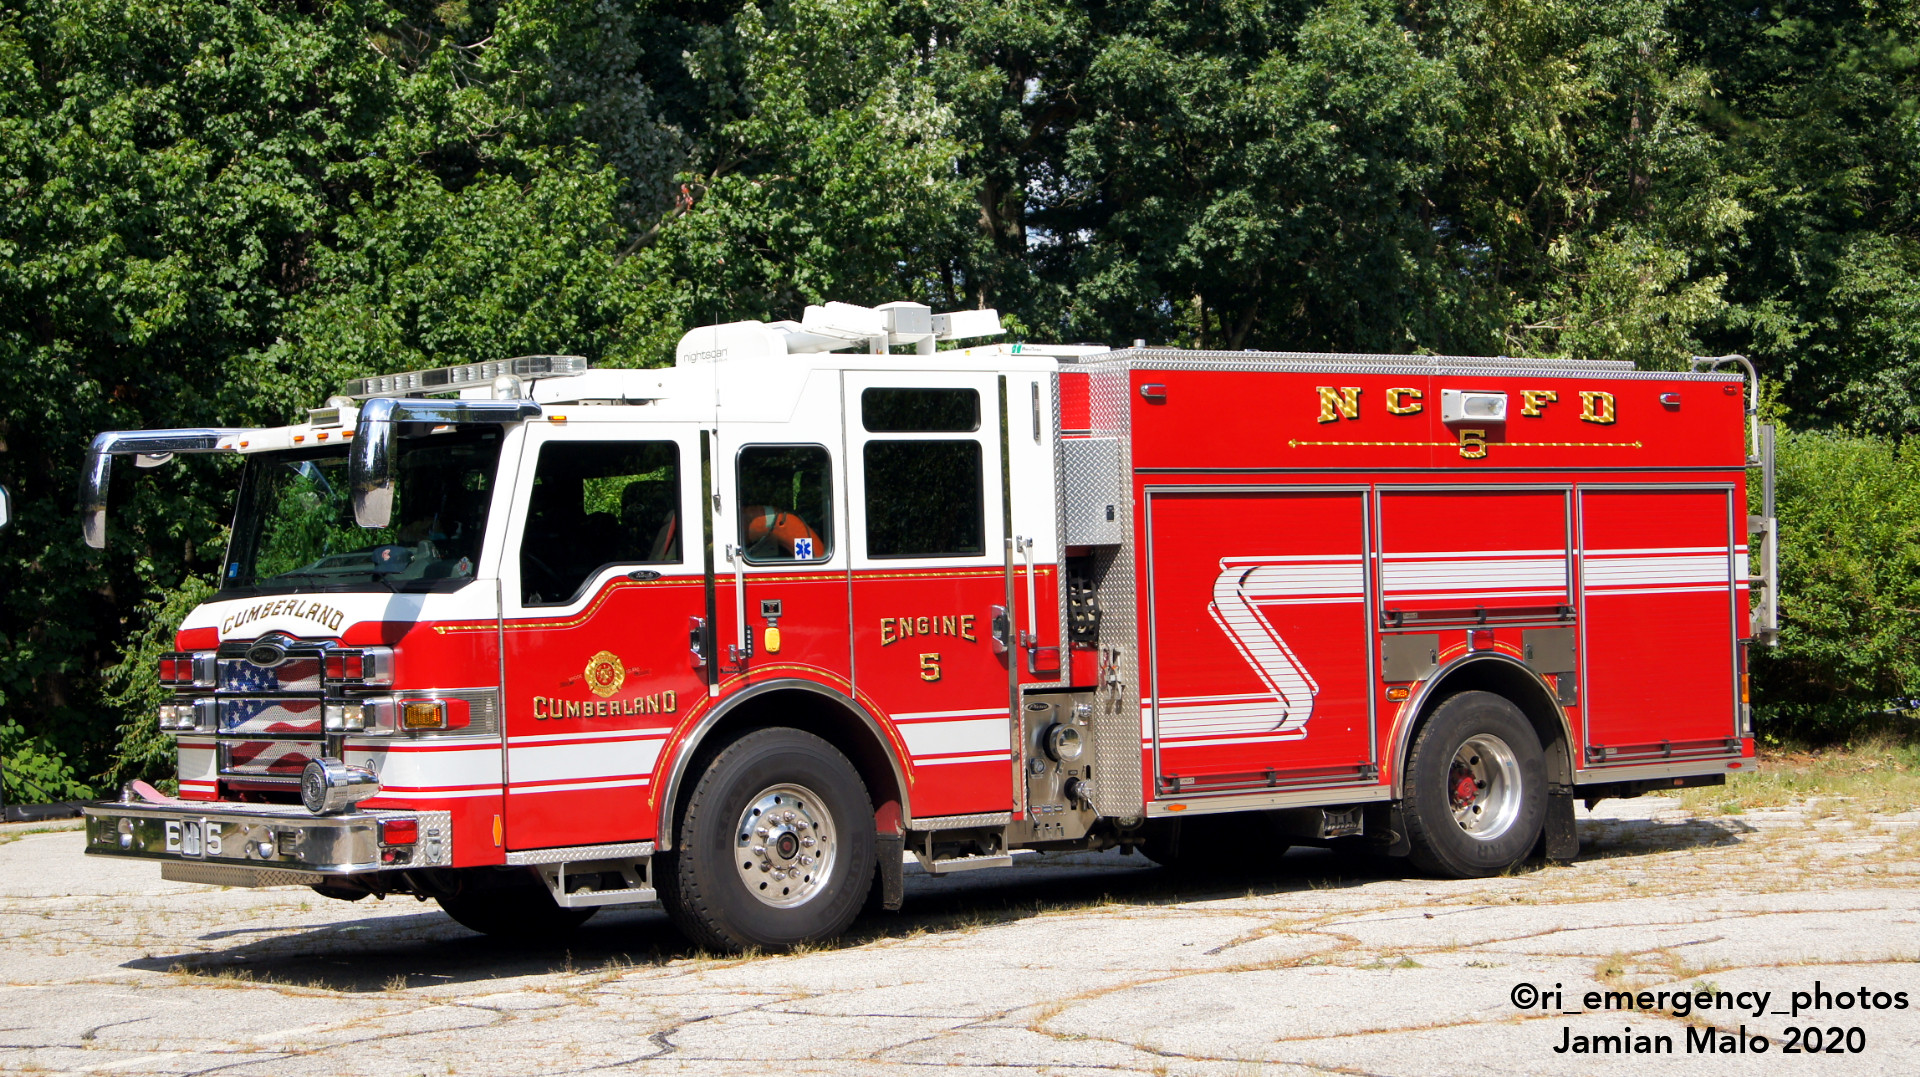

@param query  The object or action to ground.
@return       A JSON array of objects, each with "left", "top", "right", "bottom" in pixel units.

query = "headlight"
[{"left": 323, "top": 702, "right": 366, "bottom": 732}]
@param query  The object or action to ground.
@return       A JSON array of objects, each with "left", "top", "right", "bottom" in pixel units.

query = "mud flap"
[
  {"left": 875, "top": 831, "right": 904, "bottom": 911},
  {"left": 1543, "top": 786, "right": 1579, "bottom": 861},
  {"left": 1364, "top": 803, "right": 1413, "bottom": 858}
]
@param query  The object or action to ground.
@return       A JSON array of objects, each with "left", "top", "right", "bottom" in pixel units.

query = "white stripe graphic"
[
  {"left": 1582, "top": 553, "right": 1729, "bottom": 588},
  {"left": 508, "top": 739, "right": 663, "bottom": 785},
  {"left": 509, "top": 777, "right": 651, "bottom": 795},
  {"left": 508, "top": 728, "right": 672, "bottom": 746},
  {"left": 914, "top": 752, "right": 1011, "bottom": 766},
  {"left": 1196, "top": 559, "right": 1323, "bottom": 740},
  {"left": 1382, "top": 557, "right": 1567, "bottom": 593},
  {"left": 347, "top": 746, "right": 502, "bottom": 790},
  {"left": 899, "top": 718, "right": 1007, "bottom": 757},
  {"left": 892, "top": 707, "right": 1007, "bottom": 722},
  {"left": 380, "top": 787, "right": 503, "bottom": 800}
]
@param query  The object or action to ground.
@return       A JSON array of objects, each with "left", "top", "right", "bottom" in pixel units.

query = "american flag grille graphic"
[
  {"left": 217, "top": 655, "right": 324, "bottom": 778},
  {"left": 219, "top": 657, "right": 321, "bottom": 693},
  {"left": 219, "top": 697, "right": 323, "bottom": 736},
  {"left": 223, "top": 738, "right": 318, "bottom": 777}
]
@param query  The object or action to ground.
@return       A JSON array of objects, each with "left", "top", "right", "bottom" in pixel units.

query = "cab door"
[
  {"left": 499, "top": 421, "right": 705, "bottom": 850},
  {"left": 843, "top": 373, "right": 1013, "bottom": 818}
]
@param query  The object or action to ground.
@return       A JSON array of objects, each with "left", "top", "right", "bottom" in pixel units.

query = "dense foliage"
[{"left": 1, "top": 0, "right": 1915, "bottom": 798}]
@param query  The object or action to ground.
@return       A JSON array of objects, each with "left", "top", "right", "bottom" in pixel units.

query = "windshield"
[{"left": 221, "top": 428, "right": 504, "bottom": 595}]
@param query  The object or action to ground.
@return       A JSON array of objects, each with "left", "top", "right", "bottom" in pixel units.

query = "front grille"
[
  {"left": 217, "top": 697, "right": 323, "bottom": 736},
  {"left": 222, "top": 739, "right": 320, "bottom": 779},
  {"left": 213, "top": 637, "right": 331, "bottom": 785}
]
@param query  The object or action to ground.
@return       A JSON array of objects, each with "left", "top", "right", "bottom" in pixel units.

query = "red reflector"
[
  {"left": 379, "top": 819, "right": 418, "bottom": 845},
  {"left": 1470, "top": 629, "right": 1494, "bottom": 651}
]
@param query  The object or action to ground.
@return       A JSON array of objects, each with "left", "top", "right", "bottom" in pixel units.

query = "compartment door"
[
  {"left": 1579, "top": 488, "right": 1740, "bottom": 762},
  {"left": 1145, "top": 488, "right": 1374, "bottom": 797},
  {"left": 1377, "top": 488, "right": 1573, "bottom": 626}
]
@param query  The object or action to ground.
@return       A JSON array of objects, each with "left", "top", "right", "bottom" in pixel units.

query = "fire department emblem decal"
[{"left": 583, "top": 650, "right": 627, "bottom": 698}]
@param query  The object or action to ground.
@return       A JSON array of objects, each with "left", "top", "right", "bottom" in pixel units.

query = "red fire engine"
[{"left": 78, "top": 300, "right": 1777, "bottom": 950}]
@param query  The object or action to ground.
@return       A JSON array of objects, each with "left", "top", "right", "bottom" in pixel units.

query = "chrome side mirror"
[
  {"left": 80, "top": 429, "right": 242, "bottom": 548},
  {"left": 349, "top": 398, "right": 398, "bottom": 528},
  {"left": 348, "top": 397, "right": 542, "bottom": 529}
]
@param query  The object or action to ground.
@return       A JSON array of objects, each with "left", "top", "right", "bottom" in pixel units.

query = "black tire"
[
  {"left": 437, "top": 879, "right": 597, "bottom": 940},
  {"left": 1402, "top": 691, "right": 1546, "bottom": 878},
  {"left": 1140, "top": 812, "right": 1288, "bottom": 876},
  {"left": 657, "top": 728, "right": 875, "bottom": 952}
]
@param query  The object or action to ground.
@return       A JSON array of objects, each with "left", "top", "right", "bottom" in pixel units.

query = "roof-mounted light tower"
[
  {"left": 342, "top": 355, "right": 589, "bottom": 400},
  {"left": 673, "top": 301, "right": 1004, "bottom": 366}
]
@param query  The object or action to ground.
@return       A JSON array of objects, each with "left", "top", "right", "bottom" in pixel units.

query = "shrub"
[{"left": 1753, "top": 429, "right": 1920, "bottom": 741}]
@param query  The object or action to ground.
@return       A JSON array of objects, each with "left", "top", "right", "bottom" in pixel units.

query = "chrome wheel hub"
[
  {"left": 734, "top": 783, "right": 836, "bottom": 908},
  {"left": 1447, "top": 733, "right": 1521, "bottom": 841}
]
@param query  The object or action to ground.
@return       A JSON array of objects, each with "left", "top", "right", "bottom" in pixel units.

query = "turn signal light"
[
  {"left": 1741, "top": 673, "right": 1750, "bottom": 704},
  {"left": 402, "top": 700, "right": 447, "bottom": 730}
]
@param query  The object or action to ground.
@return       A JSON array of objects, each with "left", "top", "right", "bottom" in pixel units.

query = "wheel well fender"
[
  {"left": 652, "top": 680, "right": 909, "bottom": 851},
  {"left": 1387, "top": 653, "right": 1573, "bottom": 796}
]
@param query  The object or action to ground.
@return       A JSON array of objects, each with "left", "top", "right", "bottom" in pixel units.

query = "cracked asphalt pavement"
[{"left": 3, "top": 798, "right": 1916, "bottom": 1076}]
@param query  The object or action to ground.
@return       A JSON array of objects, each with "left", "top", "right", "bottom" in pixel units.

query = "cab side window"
[
  {"left": 521, "top": 441, "right": 681, "bottom": 606},
  {"left": 737, "top": 445, "right": 834, "bottom": 563},
  {"left": 861, "top": 387, "right": 985, "bottom": 558}
]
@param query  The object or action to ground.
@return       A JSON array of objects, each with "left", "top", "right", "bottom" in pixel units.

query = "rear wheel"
[
  {"left": 657, "top": 728, "right": 874, "bottom": 952},
  {"left": 437, "top": 877, "right": 597, "bottom": 940},
  {"left": 1402, "top": 691, "right": 1545, "bottom": 878}
]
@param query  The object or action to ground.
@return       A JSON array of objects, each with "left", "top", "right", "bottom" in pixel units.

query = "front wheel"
[
  {"left": 1402, "top": 691, "right": 1545, "bottom": 878},
  {"left": 657, "top": 728, "right": 875, "bottom": 952}
]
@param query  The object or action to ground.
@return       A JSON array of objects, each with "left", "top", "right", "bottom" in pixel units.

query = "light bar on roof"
[{"left": 343, "top": 355, "right": 589, "bottom": 399}]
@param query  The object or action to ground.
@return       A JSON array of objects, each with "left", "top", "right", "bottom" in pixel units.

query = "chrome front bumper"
[{"left": 83, "top": 799, "right": 451, "bottom": 887}]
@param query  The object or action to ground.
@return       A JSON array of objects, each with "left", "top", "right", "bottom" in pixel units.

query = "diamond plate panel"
[
  {"left": 1083, "top": 362, "right": 1143, "bottom": 818},
  {"left": 910, "top": 812, "right": 1013, "bottom": 831},
  {"left": 1088, "top": 347, "right": 1742, "bottom": 382},
  {"left": 1061, "top": 438, "right": 1125, "bottom": 546}
]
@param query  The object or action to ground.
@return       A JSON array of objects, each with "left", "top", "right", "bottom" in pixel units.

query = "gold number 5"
[{"left": 918, "top": 653, "right": 942, "bottom": 682}]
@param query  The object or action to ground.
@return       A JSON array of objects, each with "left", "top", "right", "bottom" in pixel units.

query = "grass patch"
[
  {"left": 1673, "top": 736, "right": 1920, "bottom": 815},
  {"left": 0, "top": 820, "right": 84, "bottom": 846}
]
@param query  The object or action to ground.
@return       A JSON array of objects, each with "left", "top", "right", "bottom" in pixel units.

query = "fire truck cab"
[{"left": 78, "top": 300, "right": 1777, "bottom": 950}]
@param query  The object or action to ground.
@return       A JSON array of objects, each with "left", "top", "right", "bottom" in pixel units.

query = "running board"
[
  {"left": 552, "top": 884, "right": 658, "bottom": 908},
  {"left": 913, "top": 850, "right": 1034, "bottom": 875}
]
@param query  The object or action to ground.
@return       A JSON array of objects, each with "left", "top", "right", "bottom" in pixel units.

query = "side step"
[
  {"left": 911, "top": 849, "right": 1037, "bottom": 875},
  {"left": 512, "top": 843, "right": 658, "bottom": 908}
]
